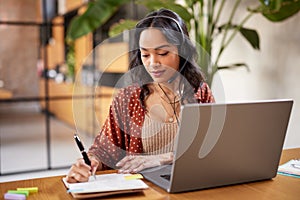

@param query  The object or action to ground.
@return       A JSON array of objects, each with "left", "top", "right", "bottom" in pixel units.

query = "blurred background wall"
[
  {"left": 1, "top": 0, "right": 299, "bottom": 151},
  {"left": 0, "top": 0, "right": 39, "bottom": 98},
  {"left": 212, "top": 1, "right": 300, "bottom": 148}
]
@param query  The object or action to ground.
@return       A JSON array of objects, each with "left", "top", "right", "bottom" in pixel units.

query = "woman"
[{"left": 66, "top": 8, "right": 214, "bottom": 183}]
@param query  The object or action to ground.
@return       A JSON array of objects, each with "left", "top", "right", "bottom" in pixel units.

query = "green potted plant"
[{"left": 66, "top": 0, "right": 300, "bottom": 86}]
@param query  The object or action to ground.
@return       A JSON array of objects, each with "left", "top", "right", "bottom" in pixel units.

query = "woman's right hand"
[{"left": 66, "top": 157, "right": 99, "bottom": 183}]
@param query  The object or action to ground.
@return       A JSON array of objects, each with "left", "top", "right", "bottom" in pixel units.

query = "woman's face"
[{"left": 139, "top": 28, "right": 180, "bottom": 83}]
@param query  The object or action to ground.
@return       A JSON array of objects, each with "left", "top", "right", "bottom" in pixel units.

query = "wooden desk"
[{"left": 1, "top": 148, "right": 299, "bottom": 200}]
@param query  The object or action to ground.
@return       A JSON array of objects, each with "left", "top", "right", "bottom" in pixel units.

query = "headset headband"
[{"left": 136, "top": 15, "right": 186, "bottom": 45}]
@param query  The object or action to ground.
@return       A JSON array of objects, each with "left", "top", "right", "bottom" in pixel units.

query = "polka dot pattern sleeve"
[{"left": 88, "top": 86, "right": 145, "bottom": 170}]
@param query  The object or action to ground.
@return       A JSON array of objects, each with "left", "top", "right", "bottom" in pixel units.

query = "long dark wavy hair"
[{"left": 128, "top": 8, "right": 206, "bottom": 105}]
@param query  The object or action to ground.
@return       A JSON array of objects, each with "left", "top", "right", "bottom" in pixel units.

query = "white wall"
[{"left": 211, "top": 3, "right": 300, "bottom": 149}]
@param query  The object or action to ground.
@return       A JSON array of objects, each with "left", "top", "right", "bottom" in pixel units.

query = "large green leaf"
[
  {"left": 239, "top": 27, "right": 260, "bottom": 50},
  {"left": 66, "top": 0, "right": 131, "bottom": 41},
  {"left": 109, "top": 19, "right": 138, "bottom": 37},
  {"left": 218, "top": 24, "right": 260, "bottom": 50},
  {"left": 258, "top": 0, "right": 300, "bottom": 21}
]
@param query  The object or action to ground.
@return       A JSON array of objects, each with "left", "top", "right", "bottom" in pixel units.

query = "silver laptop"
[{"left": 140, "top": 99, "right": 293, "bottom": 193}]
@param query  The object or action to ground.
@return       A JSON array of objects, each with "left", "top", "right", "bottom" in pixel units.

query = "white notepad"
[
  {"left": 62, "top": 173, "right": 149, "bottom": 199},
  {"left": 278, "top": 159, "right": 300, "bottom": 177}
]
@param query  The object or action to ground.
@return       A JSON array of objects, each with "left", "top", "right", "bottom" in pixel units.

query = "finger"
[
  {"left": 76, "top": 159, "right": 92, "bottom": 173},
  {"left": 72, "top": 171, "right": 90, "bottom": 182},
  {"left": 131, "top": 160, "right": 147, "bottom": 173},
  {"left": 132, "top": 158, "right": 158, "bottom": 173},
  {"left": 77, "top": 158, "right": 93, "bottom": 169},
  {"left": 90, "top": 158, "right": 99, "bottom": 172},
  {"left": 116, "top": 155, "right": 133, "bottom": 168},
  {"left": 76, "top": 169, "right": 92, "bottom": 180},
  {"left": 66, "top": 165, "right": 84, "bottom": 183},
  {"left": 66, "top": 169, "right": 90, "bottom": 183},
  {"left": 71, "top": 160, "right": 92, "bottom": 181},
  {"left": 131, "top": 156, "right": 161, "bottom": 173},
  {"left": 201, "top": 88, "right": 205, "bottom": 101},
  {"left": 118, "top": 161, "right": 134, "bottom": 173},
  {"left": 207, "top": 88, "right": 214, "bottom": 103},
  {"left": 65, "top": 172, "right": 77, "bottom": 183},
  {"left": 132, "top": 164, "right": 146, "bottom": 173},
  {"left": 119, "top": 157, "right": 145, "bottom": 173}
]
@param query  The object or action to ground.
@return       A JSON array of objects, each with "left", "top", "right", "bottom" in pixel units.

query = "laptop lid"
[{"left": 142, "top": 99, "right": 293, "bottom": 193}]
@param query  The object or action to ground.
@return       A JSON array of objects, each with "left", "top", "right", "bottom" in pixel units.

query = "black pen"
[{"left": 74, "top": 133, "right": 96, "bottom": 179}]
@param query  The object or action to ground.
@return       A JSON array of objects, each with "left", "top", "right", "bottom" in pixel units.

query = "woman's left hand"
[{"left": 116, "top": 152, "right": 173, "bottom": 173}]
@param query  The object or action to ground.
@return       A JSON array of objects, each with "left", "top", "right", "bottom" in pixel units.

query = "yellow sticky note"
[
  {"left": 124, "top": 174, "right": 143, "bottom": 180},
  {"left": 17, "top": 187, "right": 38, "bottom": 194}
]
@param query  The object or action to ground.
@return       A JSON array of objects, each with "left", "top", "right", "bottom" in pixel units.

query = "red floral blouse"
[{"left": 88, "top": 82, "right": 215, "bottom": 169}]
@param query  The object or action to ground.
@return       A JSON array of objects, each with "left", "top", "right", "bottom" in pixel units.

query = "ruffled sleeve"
[{"left": 88, "top": 86, "right": 145, "bottom": 169}]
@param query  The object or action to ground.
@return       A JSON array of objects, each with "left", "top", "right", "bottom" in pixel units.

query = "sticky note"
[
  {"left": 7, "top": 190, "right": 29, "bottom": 197},
  {"left": 17, "top": 187, "right": 38, "bottom": 194},
  {"left": 4, "top": 193, "right": 26, "bottom": 200},
  {"left": 124, "top": 174, "right": 143, "bottom": 180}
]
